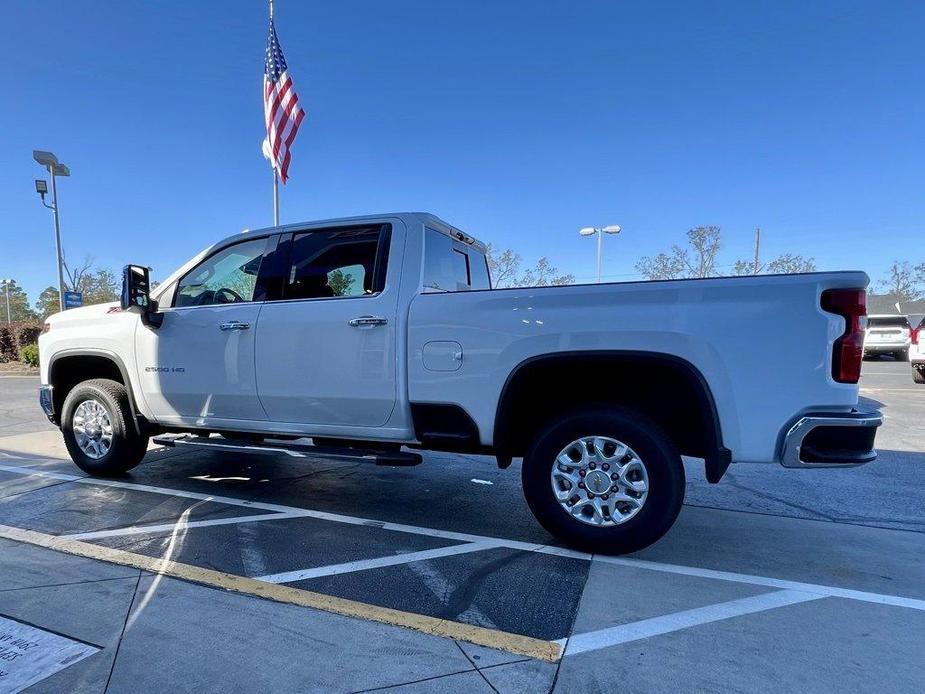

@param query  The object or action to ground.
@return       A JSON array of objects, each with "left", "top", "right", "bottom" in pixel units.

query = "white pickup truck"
[{"left": 38, "top": 212, "right": 882, "bottom": 553}]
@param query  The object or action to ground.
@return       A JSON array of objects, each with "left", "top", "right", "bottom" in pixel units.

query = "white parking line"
[
  {"left": 1, "top": 461, "right": 924, "bottom": 615},
  {"left": 594, "top": 555, "right": 925, "bottom": 612},
  {"left": 257, "top": 541, "right": 505, "bottom": 584},
  {"left": 0, "top": 462, "right": 499, "bottom": 545},
  {"left": 559, "top": 589, "right": 823, "bottom": 656},
  {"left": 62, "top": 511, "right": 305, "bottom": 541}
]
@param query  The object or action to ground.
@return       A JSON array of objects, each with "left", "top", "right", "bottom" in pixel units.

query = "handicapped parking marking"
[{"left": 0, "top": 615, "right": 99, "bottom": 692}]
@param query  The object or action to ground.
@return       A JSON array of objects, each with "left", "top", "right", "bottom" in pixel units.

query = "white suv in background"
[
  {"left": 911, "top": 317, "right": 925, "bottom": 384},
  {"left": 864, "top": 314, "right": 912, "bottom": 361}
]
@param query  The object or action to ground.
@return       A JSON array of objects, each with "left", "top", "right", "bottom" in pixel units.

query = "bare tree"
[
  {"left": 635, "top": 251, "right": 687, "bottom": 280},
  {"left": 487, "top": 244, "right": 574, "bottom": 288},
  {"left": 58, "top": 255, "right": 120, "bottom": 305},
  {"left": 879, "top": 261, "right": 921, "bottom": 303},
  {"left": 486, "top": 245, "right": 522, "bottom": 288},
  {"left": 62, "top": 255, "right": 94, "bottom": 292},
  {"left": 733, "top": 253, "right": 816, "bottom": 275},
  {"left": 636, "top": 226, "right": 721, "bottom": 280},
  {"left": 765, "top": 254, "right": 817, "bottom": 275}
]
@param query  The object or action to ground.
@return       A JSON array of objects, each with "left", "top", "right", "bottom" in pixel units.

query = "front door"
[
  {"left": 255, "top": 223, "right": 399, "bottom": 427},
  {"left": 135, "top": 236, "right": 273, "bottom": 425}
]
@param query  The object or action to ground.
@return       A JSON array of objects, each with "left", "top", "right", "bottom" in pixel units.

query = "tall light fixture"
[
  {"left": 33, "top": 150, "right": 70, "bottom": 312},
  {"left": 579, "top": 225, "right": 622, "bottom": 283},
  {"left": 1, "top": 279, "right": 12, "bottom": 324}
]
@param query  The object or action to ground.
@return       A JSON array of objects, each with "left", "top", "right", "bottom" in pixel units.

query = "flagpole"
[
  {"left": 272, "top": 169, "right": 280, "bottom": 226},
  {"left": 269, "top": 0, "right": 278, "bottom": 225}
]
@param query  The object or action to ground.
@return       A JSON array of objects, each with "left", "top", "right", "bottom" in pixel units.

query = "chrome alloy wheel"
[
  {"left": 72, "top": 399, "right": 114, "bottom": 460},
  {"left": 550, "top": 436, "right": 649, "bottom": 526}
]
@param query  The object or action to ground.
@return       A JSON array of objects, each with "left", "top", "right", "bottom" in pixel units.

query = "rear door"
[{"left": 254, "top": 222, "right": 399, "bottom": 427}]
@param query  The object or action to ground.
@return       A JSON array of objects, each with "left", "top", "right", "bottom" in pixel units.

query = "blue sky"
[{"left": 1, "top": 1, "right": 923, "bottom": 301}]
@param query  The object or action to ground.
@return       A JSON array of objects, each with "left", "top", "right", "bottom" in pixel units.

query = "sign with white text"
[{"left": 0, "top": 616, "right": 98, "bottom": 691}]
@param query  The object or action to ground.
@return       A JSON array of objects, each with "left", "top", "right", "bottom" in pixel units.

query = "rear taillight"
[
  {"left": 821, "top": 288, "right": 866, "bottom": 384},
  {"left": 913, "top": 328, "right": 920, "bottom": 346}
]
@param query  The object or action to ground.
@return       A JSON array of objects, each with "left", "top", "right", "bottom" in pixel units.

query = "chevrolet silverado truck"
[{"left": 37, "top": 212, "right": 882, "bottom": 553}]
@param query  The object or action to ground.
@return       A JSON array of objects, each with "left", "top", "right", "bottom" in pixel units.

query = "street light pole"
[
  {"left": 50, "top": 170, "right": 65, "bottom": 312},
  {"left": 1, "top": 280, "right": 11, "bottom": 324},
  {"left": 579, "top": 225, "right": 622, "bottom": 284},
  {"left": 33, "top": 151, "right": 70, "bottom": 313},
  {"left": 596, "top": 229, "right": 603, "bottom": 284}
]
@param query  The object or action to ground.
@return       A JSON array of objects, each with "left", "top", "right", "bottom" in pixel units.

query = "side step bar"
[{"left": 152, "top": 434, "right": 423, "bottom": 467}]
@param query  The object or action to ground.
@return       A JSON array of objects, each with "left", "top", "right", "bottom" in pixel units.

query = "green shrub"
[{"left": 19, "top": 343, "right": 39, "bottom": 367}]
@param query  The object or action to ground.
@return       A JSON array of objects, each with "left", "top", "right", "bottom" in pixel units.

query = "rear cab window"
[
  {"left": 423, "top": 227, "right": 491, "bottom": 292},
  {"left": 868, "top": 316, "right": 911, "bottom": 329}
]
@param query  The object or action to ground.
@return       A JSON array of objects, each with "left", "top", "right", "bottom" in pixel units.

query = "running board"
[{"left": 152, "top": 434, "right": 423, "bottom": 466}]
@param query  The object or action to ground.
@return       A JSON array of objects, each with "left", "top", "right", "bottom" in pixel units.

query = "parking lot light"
[
  {"left": 1, "top": 279, "right": 13, "bottom": 324},
  {"left": 579, "top": 224, "right": 622, "bottom": 283},
  {"left": 33, "top": 150, "right": 70, "bottom": 313}
]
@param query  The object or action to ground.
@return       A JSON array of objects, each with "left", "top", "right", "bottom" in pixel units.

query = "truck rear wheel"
[
  {"left": 61, "top": 378, "right": 149, "bottom": 476},
  {"left": 522, "top": 406, "right": 685, "bottom": 554}
]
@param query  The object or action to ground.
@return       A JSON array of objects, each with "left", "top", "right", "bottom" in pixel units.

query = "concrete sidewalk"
[{"left": 1, "top": 537, "right": 556, "bottom": 693}]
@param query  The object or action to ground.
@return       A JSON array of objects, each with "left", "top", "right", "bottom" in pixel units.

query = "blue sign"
[{"left": 63, "top": 291, "right": 83, "bottom": 309}]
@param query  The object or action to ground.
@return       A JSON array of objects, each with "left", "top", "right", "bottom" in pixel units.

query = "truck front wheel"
[
  {"left": 61, "top": 379, "right": 149, "bottom": 476},
  {"left": 522, "top": 406, "right": 685, "bottom": 554}
]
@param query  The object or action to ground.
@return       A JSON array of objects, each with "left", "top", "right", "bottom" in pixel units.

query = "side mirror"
[{"left": 121, "top": 265, "right": 162, "bottom": 328}]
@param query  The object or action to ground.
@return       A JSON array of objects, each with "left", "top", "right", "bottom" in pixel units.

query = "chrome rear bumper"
[{"left": 780, "top": 410, "right": 882, "bottom": 468}]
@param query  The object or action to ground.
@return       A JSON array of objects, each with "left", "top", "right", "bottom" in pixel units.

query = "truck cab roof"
[{"left": 234, "top": 212, "right": 487, "bottom": 254}]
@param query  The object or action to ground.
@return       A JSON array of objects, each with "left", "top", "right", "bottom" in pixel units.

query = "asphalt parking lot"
[{"left": 0, "top": 360, "right": 923, "bottom": 693}]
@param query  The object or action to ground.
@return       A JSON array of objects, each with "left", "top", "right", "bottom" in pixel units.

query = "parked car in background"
[
  {"left": 911, "top": 316, "right": 925, "bottom": 384},
  {"left": 864, "top": 314, "right": 911, "bottom": 361}
]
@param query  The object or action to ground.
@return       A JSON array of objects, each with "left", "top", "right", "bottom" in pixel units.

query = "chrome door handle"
[
  {"left": 348, "top": 315, "right": 388, "bottom": 327},
  {"left": 219, "top": 320, "right": 251, "bottom": 331}
]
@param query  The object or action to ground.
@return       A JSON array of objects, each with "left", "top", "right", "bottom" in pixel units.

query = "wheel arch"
[
  {"left": 48, "top": 349, "right": 145, "bottom": 435},
  {"left": 493, "top": 350, "right": 731, "bottom": 483}
]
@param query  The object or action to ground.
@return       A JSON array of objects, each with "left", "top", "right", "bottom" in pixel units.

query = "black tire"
[
  {"left": 897, "top": 349, "right": 909, "bottom": 362},
  {"left": 913, "top": 367, "right": 925, "bottom": 384},
  {"left": 522, "top": 406, "right": 685, "bottom": 555},
  {"left": 61, "top": 378, "right": 148, "bottom": 476}
]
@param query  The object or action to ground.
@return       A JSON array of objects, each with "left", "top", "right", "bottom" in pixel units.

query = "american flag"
[{"left": 264, "top": 18, "right": 304, "bottom": 184}]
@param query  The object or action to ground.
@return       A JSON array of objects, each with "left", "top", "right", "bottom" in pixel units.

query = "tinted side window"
[
  {"left": 174, "top": 238, "right": 267, "bottom": 307},
  {"left": 468, "top": 251, "right": 491, "bottom": 290},
  {"left": 284, "top": 225, "right": 386, "bottom": 300},
  {"left": 423, "top": 228, "right": 474, "bottom": 292}
]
